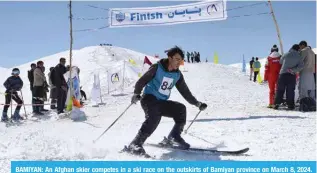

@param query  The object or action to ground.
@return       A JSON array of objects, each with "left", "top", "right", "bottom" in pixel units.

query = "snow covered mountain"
[{"left": 0, "top": 46, "right": 315, "bottom": 172}]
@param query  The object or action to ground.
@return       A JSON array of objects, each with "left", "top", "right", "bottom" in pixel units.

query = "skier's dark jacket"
[
  {"left": 3, "top": 76, "right": 23, "bottom": 93},
  {"left": 52, "top": 63, "right": 67, "bottom": 88},
  {"left": 134, "top": 58, "right": 199, "bottom": 105}
]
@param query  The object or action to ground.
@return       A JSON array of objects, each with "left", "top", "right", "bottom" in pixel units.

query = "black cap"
[{"left": 299, "top": 41, "right": 307, "bottom": 47}]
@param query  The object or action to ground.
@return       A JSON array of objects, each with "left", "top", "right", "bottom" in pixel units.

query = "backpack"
[{"left": 299, "top": 97, "right": 316, "bottom": 112}]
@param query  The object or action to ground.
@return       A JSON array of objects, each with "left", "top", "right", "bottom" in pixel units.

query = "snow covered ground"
[{"left": 0, "top": 46, "right": 316, "bottom": 172}]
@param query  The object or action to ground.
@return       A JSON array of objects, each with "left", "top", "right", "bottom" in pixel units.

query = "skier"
[
  {"left": 266, "top": 45, "right": 282, "bottom": 108},
  {"left": 1, "top": 68, "right": 24, "bottom": 122},
  {"left": 126, "top": 46, "right": 207, "bottom": 156}
]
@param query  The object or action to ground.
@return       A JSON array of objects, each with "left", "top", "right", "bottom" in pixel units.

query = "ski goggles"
[{"left": 12, "top": 70, "right": 20, "bottom": 75}]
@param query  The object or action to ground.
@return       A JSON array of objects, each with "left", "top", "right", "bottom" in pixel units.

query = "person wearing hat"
[
  {"left": 1, "top": 68, "right": 24, "bottom": 122},
  {"left": 266, "top": 45, "right": 282, "bottom": 108}
]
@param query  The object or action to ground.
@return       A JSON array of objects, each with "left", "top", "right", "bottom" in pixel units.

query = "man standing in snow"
[
  {"left": 28, "top": 63, "right": 36, "bottom": 112},
  {"left": 33, "top": 61, "right": 48, "bottom": 115},
  {"left": 274, "top": 44, "right": 304, "bottom": 110},
  {"left": 266, "top": 45, "right": 282, "bottom": 108},
  {"left": 1, "top": 68, "right": 24, "bottom": 121},
  {"left": 52, "top": 58, "right": 68, "bottom": 114},
  {"left": 126, "top": 46, "right": 207, "bottom": 156},
  {"left": 249, "top": 57, "right": 254, "bottom": 81},
  {"left": 48, "top": 67, "right": 57, "bottom": 109},
  {"left": 298, "top": 41, "right": 315, "bottom": 101}
]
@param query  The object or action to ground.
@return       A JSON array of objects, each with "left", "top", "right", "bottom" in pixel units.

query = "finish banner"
[{"left": 109, "top": 0, "right": 227, "bottom": 28}]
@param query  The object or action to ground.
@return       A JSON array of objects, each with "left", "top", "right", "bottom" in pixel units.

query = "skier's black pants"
[
  {"left": 33, "top": 86, "right": 45, "bottom": 112},
  {"left": 187, "top": 57, "right": 190, "bottom": 63},
  {"left": 56, "top": 87, "right": 67, "bottom": 112},
  {"left": 3, "top": 92, "right": 23, "bottom": 113},
  {"left": 253, "top": 71, "right": 259, "bottom": 82},
  {"left": 274, "top": 73, "right": 296, "bottom": 107},
  {"left": 138, "top": 94, "right": 187, "bottom": 138}
]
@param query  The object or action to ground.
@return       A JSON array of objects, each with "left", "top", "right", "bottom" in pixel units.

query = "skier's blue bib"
[{"left": 143, "top": 63, "right": 181, "bottom": 100}]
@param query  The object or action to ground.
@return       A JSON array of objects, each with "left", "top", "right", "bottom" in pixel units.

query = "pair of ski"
[{"left": 121, "top": 137, "right": 249, "bottom": 159}]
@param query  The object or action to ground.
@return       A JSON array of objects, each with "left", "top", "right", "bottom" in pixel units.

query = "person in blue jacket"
[
  {"left": 126, "top": 46, "right": 207, "bottom": 156},
  {"left": 1, "top": 68, "right": 24, "bottom": 122}
]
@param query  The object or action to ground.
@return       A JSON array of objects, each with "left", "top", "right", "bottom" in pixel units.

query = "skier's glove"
[
  {"left": 131, "top": 94, "right": 141, "bottom": 104},
  {"left": 196, "top": 102, "right": 207, "bottom": 111}
]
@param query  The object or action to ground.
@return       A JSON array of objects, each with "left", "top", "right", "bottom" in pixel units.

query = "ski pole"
[
  {"left": 20, "top": 90, "right": 28, "bottom": 119},
  {"left": 184, "top": 110, "right": 202, "bottom": 134},
  {"left": 93, "top": 103, "right": 133, "bottom": 143}
]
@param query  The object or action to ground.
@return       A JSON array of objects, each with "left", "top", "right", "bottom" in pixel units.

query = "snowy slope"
[{"left": 0, "top": 48, "right": 316, "bottom": 172}]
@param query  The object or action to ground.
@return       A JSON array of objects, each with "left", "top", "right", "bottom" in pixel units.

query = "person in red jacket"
[{"left": 267, "top": 45, "right": 282, "bottom": 108}]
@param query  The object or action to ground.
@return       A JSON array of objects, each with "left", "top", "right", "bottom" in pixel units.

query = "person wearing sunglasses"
[{"left": 1, "top": 68, "right": 24, "bottom": 122}]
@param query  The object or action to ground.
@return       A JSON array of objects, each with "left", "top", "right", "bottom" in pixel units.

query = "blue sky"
[{"left": 0, "top": 1, "right": 315, "bottom": 68}]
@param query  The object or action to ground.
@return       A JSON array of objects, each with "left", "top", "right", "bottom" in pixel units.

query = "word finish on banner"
[{"left": 108, "top": 0, "right": 227, "bottom": 28}]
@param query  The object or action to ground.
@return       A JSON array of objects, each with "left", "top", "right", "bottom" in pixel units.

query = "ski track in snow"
[{"left": 0, "top": 47, "right": 316, "bottom": 172}]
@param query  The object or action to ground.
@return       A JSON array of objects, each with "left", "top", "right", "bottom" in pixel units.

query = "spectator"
[
  {"left": 253, "top": 57, "right": 261, "bottom": 82},
  {"left": 48, "top": 67, "right": 57, "bottom": 109},
  {"left": 266, "top": 46, "right": 282, "bottom": 108},
  {"left": 51, "top": 58, "right": 67, "bottom": 114},
  {"left": 274, "top": 44, "right": 303, "bottom": 110},
  {"left": 298, "top": 41, "right": 315, "bottom": 101},
  {"left": 33, "top": 61, "right": 47, "bottom": 115},
  {"left": 186, "top": 52, "right": 190, "bottom": 63},
  {"left": 27, "top": 63, "right": 36, "bottom": 112},
  {"left": 1, "top": 68, "right": 24, "bottom": 121},
  {"left": 249, "top": 57, "right": 255, "bottom": 81}
]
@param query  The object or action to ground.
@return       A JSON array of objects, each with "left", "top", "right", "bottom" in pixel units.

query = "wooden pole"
[
  {"left": 268, "top": 0, "right": 284, "bottom": 55},
  {"left": 69, "top": 0, "right": 73, "bottom": 106}
]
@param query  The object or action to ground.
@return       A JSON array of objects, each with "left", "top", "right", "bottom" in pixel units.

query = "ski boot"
[
  {"left": 12, "top": 109, "right": 24, "bottom": 121},
  {"left": 267, "top": 104, "right": 274, "bottom": 108},
  {"left": 123, "top": 132, "right": 150, "bottom": 157},
  {"left": 1, "top": 112, "right": 9, "bottom": 122},
  {"left": 165, "top": 123, "right": 190, "bottom": 149}
]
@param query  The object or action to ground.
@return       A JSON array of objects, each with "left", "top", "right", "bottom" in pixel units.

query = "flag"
[
  {"left": 242, "top": 57, "right": 246, "bottom": 73},
  {"left": 214, "top": 52, "right": 219, "bottom": 64},
  {"left": 144, "top": 56, "right": 152, "bottom": 66},
  {"left": 107, "top": 67, "right": 124, "bottom": 92},
  {"left": 129, "top": 59, "right": 137, "bottom": 66},
  {"left": 63, "top": 66, "right": 81, "bottom": 111},
  {"left": 91, "top": 72, "right": 102, "bottom": 104},
  {"left": 257, "top": 72, "right": 263, "bottom": 84}
]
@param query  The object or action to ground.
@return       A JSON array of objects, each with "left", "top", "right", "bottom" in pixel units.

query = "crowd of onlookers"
[
  {"left": 249, "top": 41, "right": 316, "bottom": 112},
  {"left": 185, "top": 51, "right": 201, "bottom": 63},
  {"left": 1, "top": 58, "right": 87, "bottom": 122}
]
